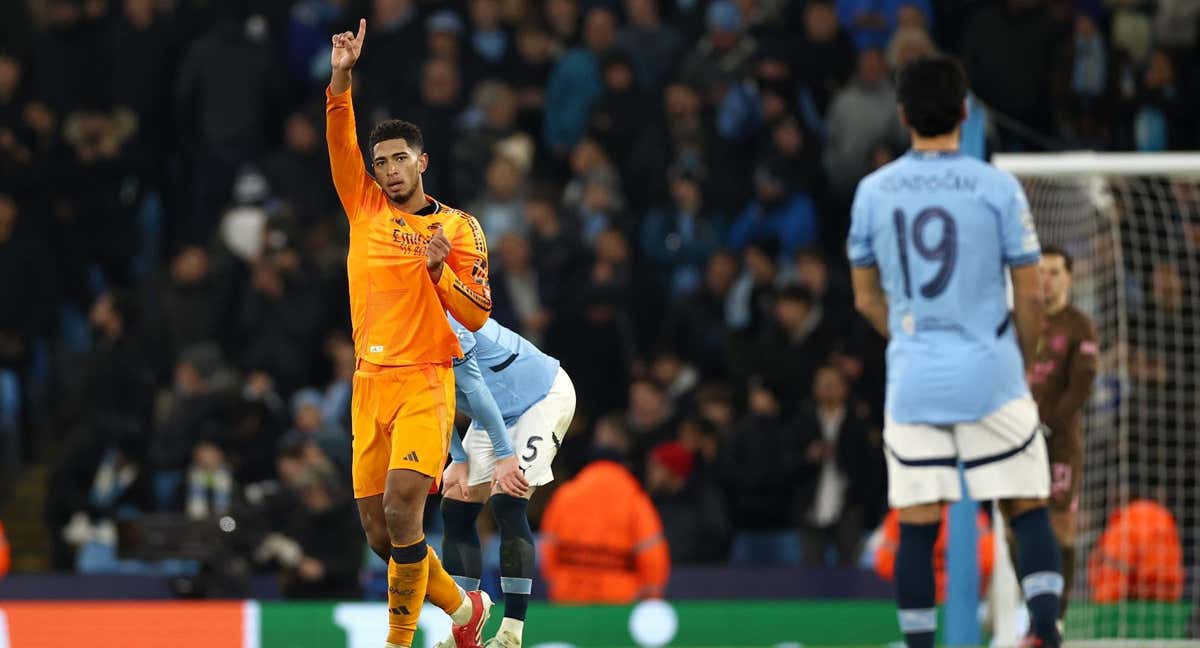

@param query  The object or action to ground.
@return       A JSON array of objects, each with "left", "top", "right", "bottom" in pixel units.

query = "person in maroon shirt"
[{"left": 1028, "top": 245, "right": 1097, "bottom": 620}]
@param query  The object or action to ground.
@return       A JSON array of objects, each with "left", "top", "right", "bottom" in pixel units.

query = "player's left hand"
[
  {"left": 426, "top": 226, "right": 451, "bottom": 279},
  {"left": 493, "top": 456, "right": 530, "bottom": 498}
]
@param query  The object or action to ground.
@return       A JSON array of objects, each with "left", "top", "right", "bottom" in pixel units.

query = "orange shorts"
[{"left": 351, "top": 361, "right": 455, "bottom": 499}]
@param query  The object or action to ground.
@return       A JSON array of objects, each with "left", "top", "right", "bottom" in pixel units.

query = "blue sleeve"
[
  {"left": 998, "top": 173, "right": 1041, "bottom": 267},
  {"left": 847, "top": 185, "right": 877, "bottom": 267},
  {"left": 448, "top": 315, "right": 477, "bottom": 357},
  {"left": 452, "top": 352, "right": 514, "bottom": 459},
  {"left": 450, "top": 427, "right": 468, "bottom": 463},
  {"left": 780, "top": 194, "right": 818, "bottom": 253}
]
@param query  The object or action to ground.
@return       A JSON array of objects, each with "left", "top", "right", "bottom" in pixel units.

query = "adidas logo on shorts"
[{"left": 402, "top": 451, "right": 420, "bottom": 462}]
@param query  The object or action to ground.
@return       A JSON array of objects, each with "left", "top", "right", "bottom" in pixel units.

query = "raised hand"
[
  {"left": 426, "top": 226, "right": 451, "bottom": 282},
  {"left": 331, "top": 18, "right": 366, "bottom": 72}
]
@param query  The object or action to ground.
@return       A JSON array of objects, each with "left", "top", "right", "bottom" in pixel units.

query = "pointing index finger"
[{"left": 355, "top": 18, "right": 367, "bottom": 45}]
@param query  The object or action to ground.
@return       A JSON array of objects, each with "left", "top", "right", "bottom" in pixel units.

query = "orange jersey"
[{"left": 326, "top": 85, "right": 492, "bottom": 366}]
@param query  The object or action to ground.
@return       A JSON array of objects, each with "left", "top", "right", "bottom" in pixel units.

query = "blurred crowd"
[{"left": 1, "top": 0, "right": 1198, "bottom": 597}]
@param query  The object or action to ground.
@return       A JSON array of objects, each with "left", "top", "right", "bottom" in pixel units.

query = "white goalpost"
[{"left": 987, "top": 153, "right": 1200, "bottom": 647}]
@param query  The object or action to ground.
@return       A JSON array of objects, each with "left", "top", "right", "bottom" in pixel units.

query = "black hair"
[
  {"left": 1041, "top": 244, "right": 1073, "bottom": 273},
  {"left": 368, "top": 119, "right": 424, "bottom": 155},
  {"left": 896, "top": 55, "right": 968, "bottom": 138}
]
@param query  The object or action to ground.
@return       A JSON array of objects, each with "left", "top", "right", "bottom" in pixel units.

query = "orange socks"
[
  {"left": 427, "top": 548, "right": 466, "bottom": 616},
  {"left": 387, "top": 538, "right": 430, "bottom": 647}
]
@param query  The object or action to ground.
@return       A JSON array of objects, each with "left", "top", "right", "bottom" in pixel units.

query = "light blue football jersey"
[
  {"left": 448, "top": 316, "right": 561, "bottom": 426},
  {"left": 847, "top": 150, "right": 1041, "bottom": 424}
]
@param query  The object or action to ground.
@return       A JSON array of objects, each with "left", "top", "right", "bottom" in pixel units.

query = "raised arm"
[
  {"left": 326, "top": 19, "right": 372, "bottom": 221},
  {"left": 426, "top": 216, "right": 493, "bottom": 331}
]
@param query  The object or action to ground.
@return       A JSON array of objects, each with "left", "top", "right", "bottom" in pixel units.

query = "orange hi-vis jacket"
[
  {"left": 874, "top": 506, "right": 995, "bottom": 603},
  {"left": 326, "top": 85, "right": 492, "bottom": 365},
  {"left": 0, "top": 521, "right": 10, "bottom": 578},
  {"left": 540, "top": 461, "right": 670, "bottom": 603},
  {"left": 1088, "top": 499, "right": 1183, "bottom": 603}
]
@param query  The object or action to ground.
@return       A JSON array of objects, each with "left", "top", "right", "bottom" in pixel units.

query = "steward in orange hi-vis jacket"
[
  {"left": 1088, "top": 499, "right": 1183, "bottom": 603},
  {"left": 540, "top": 460, "right": 670, "bottom": 603}
]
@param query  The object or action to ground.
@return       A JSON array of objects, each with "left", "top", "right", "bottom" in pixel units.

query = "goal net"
[{"left": 992, "top": 153, "right": 1200, "bottom": 647}]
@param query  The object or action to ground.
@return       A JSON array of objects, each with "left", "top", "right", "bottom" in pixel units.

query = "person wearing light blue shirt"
[
  {"left": 848, "top": 55, "right": 1063, "bottom": 648},
  {"left": 436, "top": 315, "right": 576, "bottom": 648}
]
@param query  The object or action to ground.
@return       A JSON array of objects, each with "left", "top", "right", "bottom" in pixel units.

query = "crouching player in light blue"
[{"left": 435, "top": 316, "right": 576, "bottom": 648}]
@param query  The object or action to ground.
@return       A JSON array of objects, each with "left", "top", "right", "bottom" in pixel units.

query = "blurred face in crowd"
[
  {"left": 0, "top": 55, "right": 21, "bottom": 98},
  {"left": 428, "top": 26, "right": 461, "bottom": 60},
  {"left": 699, "top": 396, "right": 735, "bottom": 430},
  {"left": 748, "top": 384, "right": 780, "bottom": 416},
  {"left": 630, "top": 381, "right": 667, "bottom": 428},
  {"left": 470, "top": 0, "right": 502, "bottom": 30},
  {"left": 516, "top": 27, "right": 553, "bottom": 64},
  {"left": 652, "top": 353, "right": 684, "bottom": 386},
  {"left": 771, "top": 118, "right": 804, "bottom": 156},
  {"left": 1039, "top": 253, "right": 1072, "bottom": 311},
  {"left": 374, "top": 0, "right": 415, "bottom": 24},
  {"left": 422, "top": 58, "right": 460, "bottom": 106},
  {"left": 294, "top": 402, "right": 323, "bottom": 433},
  {"left": 284, "top": 113, "right": 318, "bottom": 154},
  {"left": 603, "top": 61, "right": 635, "bottom": 93},
  {"left": 593, "top": 416, "right": 629, "bottom": 454},
  {"left": 794, "top": 253, "right": 829, "bottom": 297},
  {"left": 804, "top": 1, "right": 838, "bottom": 41},
  {"left": 569, "top": 138, "right": 606, "bottom": 176},
  {"left": 88, "top": 292, "right": 122, "bottom": 340},
  {"left": 896, "top": 3, "right": 927, "bottom": 29},
  {"left": 1151, "top": 263, "right": 1184, "bottom": 313},
  {"left": 0, "top": 195, "right": 16, "bottom": 244},
  {"left": 743, "top": 246, "right": 775, "bottom": 283},
  {"left": 485, "top": 155, "right": 523, "bottom": 199},
  {"left": 857, "top": 49, "right": 886, "bottom": 86},
  {"left": 480, "top": 82, "right": 519, "bottom": 130},
  {"left": 813, "top": 366, "right": 849, "bottom": 408},
  {"left": 123, "top": 0, "right": 156, "bottom": 28},
  {"left": 1144, "top": 50, "right": 1175, "bottom": 90},
  {"left": 889, "top": 31, "right": 935, "bottom": 70},
  {"left": 625, "top": 0, "right": 659, "bottom": 27},
  {"left": 174, "top": 360, "right": 206, "bottom": 396},
  {"left": 670, "top": 176, "right": 702, "bottom": 212},
  {"left": 678, "top": 419, "right": 719, "bottom": 462},
  {"left": 594, "top": 228, "right": 630, "bottom": 264},
  {"left": 705, "top": 251, "right": 738, "bottom": 296},
  {"left": 775, "top": 293, "right": 812, "bottom": 331},
  {"left": 501, "top": 0, "right": 529, "bottom": 24},
  {"left": 171, "top": 246, "right": 209, "bottom": 286},
  {"left": 544, "top": 0, "right": 579, "bottom": 42},
  {"left": 583, "top": 8, "right": 617, "bottom": 53},
  {"left": 498, "top": 233, "right": 531, "bottom": 271},
  {"left": 664, "top": 83, "right": 702, "bottom": 119},
  {"left": 524, "top": 199, "right": 559, "bottom": 234},
  {"left": 646, "top": 455, "right": 684, "bottom": 494},
  {"left": 582, "top": 179, "right": 617, "bottom": 213}
]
